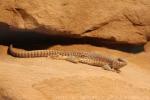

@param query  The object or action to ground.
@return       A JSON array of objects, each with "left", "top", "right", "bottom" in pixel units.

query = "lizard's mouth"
[{"left": 118, "top": 58, "right": 127, "bottom": 65}]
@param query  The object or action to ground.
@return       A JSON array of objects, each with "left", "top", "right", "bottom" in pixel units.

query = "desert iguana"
[{"left": 8, "top": 44, "right": 127, "bottom": 73}]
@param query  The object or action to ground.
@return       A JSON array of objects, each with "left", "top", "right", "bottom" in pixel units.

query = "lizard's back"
[{"left": 9, "top": 44, "right": 109, "bottom": 65}]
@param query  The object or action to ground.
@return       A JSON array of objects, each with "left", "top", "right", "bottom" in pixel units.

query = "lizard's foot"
[
  {"left": 115, "top": 69, "right": 121, "bottom": 73},
  {"left": 102, "top": 64, "right": 116, "bottom": 72}
]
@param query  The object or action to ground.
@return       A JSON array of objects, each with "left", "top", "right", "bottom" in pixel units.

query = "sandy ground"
[{"left": 0, "top": 44, "right": 150, "bottom": 100}]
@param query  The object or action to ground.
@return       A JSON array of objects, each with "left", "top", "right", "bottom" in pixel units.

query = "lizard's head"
[{"left": 111, "top": 58, "right": 127, "bottom": 70}]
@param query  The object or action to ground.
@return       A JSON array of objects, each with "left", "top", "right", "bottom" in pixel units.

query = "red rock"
[{"left": 0, "top": 0, "right": 150, "bottom": 44}]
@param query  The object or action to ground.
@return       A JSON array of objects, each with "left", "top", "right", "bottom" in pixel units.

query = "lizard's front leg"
[
  {"left": 102, "top": 64, "right": 116, "bottom": 72},
  {"left": 114, "top": 69, "right": 121, "bottom": 73}
]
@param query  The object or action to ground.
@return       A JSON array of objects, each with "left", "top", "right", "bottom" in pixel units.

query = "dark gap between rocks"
[{"left": 0, "top": 24, "right": 143, "bottom": 53}]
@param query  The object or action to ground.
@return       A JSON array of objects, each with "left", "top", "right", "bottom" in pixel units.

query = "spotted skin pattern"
[{"left": 8, "top": 44, "right": 127, "bottom": 73}]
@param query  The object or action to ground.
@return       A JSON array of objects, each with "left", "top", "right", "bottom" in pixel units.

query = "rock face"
[
  {"left": 0, "top": 0, "right": 150, "bottom": 44},
  {"left": 144, "top": 41, "right": 150, "bottom": 52},
  {"left": 1, "top": 44, "right": 150, "bottom": 100}
]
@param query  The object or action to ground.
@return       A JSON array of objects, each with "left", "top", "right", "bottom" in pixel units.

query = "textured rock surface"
[
  {"left": 0, "top": 0, "right": 150, "bottom": 44},
  {"left": 0, "top": 45, "right": 150, "bottom": 100}
]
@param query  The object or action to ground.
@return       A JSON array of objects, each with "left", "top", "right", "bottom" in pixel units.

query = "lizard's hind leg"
[
  {"left": 64, "top": 56, "right": 80, "bottom": 63},
  {"left": 50, "top": 55, "right": 79, "bottom": 63}
]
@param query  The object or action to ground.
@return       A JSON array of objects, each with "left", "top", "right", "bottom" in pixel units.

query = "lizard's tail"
[
  {"left": 8, "top": 44, "right": 13, "bottom": 55},
  {"left": 8, "top": 44, "right": 20, "bottom": 57},
  {"left": 8, "top": 44, "right": 51, "bottom": 58},
  {"left": 9, "top": 44, "right": 13, "bottom": 50},
  {"left": 8, "top": 44, "right": 35, "bottom": 58}
]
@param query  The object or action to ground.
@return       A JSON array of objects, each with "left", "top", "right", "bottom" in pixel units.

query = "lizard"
[{"left": 8, "top": 44, "right": 127, "bottom": 73}]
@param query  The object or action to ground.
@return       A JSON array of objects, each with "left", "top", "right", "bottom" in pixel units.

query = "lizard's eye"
[{"left": 117, "top": 58, "right": 124, "bottom": 62}]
